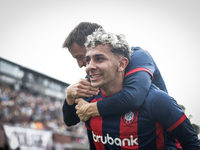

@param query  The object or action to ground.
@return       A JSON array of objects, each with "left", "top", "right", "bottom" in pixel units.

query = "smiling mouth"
[{"left": 90, "top": 74, "right": 101, "bottom": 78}]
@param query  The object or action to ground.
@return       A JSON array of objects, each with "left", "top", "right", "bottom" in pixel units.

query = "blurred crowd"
[{"left": 0, "top": 84, "right": 88, "bottom": 144}]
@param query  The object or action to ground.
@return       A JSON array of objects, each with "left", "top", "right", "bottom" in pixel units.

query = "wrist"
[
  {"left": 87, "top": 102, "right": 100, "bottom": 117},
  {"left": 66, "top": 96, "right": 75, "bottom": 105}
]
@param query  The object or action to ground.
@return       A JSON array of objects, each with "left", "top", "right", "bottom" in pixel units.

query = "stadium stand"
[{"left": 0, "top": 57, "right": 89, "bottom": 150}]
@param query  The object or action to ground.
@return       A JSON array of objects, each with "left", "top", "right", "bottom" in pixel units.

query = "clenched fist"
[
  {"left": 75, "top": 98, "right": 100, "bottom": 122},
  {"left": 66, "top": 78, "right": 99, "bottom": 105}
]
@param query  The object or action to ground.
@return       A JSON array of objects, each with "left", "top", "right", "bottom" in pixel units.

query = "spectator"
[{"left": 0, "top": 84, "right": 88, "bottom": 144}]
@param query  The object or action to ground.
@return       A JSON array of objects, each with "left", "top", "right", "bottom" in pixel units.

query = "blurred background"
[{"left": 0, "top": 0, "right": 200, "bottom": 149}]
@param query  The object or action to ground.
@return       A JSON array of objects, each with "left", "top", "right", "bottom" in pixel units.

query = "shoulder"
[
  {"left": 131, "top": 47, "right": 152, "bottom": 60},
  {"left": 141, "top": 84, "right": 176, "bottom": 115},
  {"left": 143, "top": 84, "right": 184, "bottom": 122},
  {"left": 126, "top": 47, "right": 155, "bottom": 73},
  {"left": 145, "top": 84, "right": 172, "bottom": 106}
]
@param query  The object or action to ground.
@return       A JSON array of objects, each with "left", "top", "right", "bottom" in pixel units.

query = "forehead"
[
  {"left": 69, "top": 43, "right": 87, "bottom": 58},
  {"left": 86, "top": 44, "right": 112, "bottom": 57}
]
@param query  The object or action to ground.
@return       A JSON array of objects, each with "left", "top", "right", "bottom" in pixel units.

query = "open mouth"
[
  {"left": 90, "top": 74, "right": 102, "bottom": 81},
  {"left": 90, "top": 74, "right": 101, "bottom": 78}
]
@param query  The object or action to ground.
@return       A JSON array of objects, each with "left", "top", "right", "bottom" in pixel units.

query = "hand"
[
  {"left": 75, "top": 98, "right": 91, "bottom": 122},
  {"left": 66, "top": 78, "right": 99, "bottom": 105}
]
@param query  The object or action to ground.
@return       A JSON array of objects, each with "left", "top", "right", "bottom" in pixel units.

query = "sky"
[{"left": 0, "top": 0, "right": 200, "bottom": 126}]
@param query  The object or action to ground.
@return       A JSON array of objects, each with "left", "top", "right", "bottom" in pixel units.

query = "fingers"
[
  {"left": 76, "top": 112, "right": 90, "bottom": 123},
  {"left": 75, "top": 100, "right": 91, "bottom": 122},
  {"left": 67, "top": 78, "right": 99, "bottom": 98},
  {"left": 75, "top": 88, "right": 99, "bottom": 98},
  {"left": 78, "top": 78, "right": 99, "bottom": 93},
  {"left": 75, "top": 98, "right": 87, "bottom": 104},
  {"left": 75, "top": 98, "right": 85, "bottom": 110},
  {"left": 77, "top": 115, "right": 86, "bottom": 123},
  {"left": 75, "top": 105, "right": 86, "bottom": 122}
]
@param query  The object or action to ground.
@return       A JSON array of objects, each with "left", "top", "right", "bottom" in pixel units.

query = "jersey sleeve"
[
  {"left": 62, "top": 95, "right": 95, "bottom": 126},
  {"left": 97, "top": 48, "right": 155, "bottom": 117},
  {"left": 170, "top": 118, "right": 200, "bottom": 149},
  {"left": 149, "top": 89, "right": 200, "bottom": 149},
  {"left": 62, "top": 99, "right": 80, "bottom": 126},
  {"left": 125, "top": 47, "right": 156, "bottom": 75},
  {"left": 150, "top": 92, "right": 185, "bottom": 128}
]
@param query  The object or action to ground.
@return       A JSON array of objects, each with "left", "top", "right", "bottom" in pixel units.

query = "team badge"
[{"left": 123, "top": 111, "right": 135, "bottom": 125}]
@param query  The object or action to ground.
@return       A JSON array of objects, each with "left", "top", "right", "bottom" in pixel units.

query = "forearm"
[
  {"left": 97, "top": 72, "right": 151, "bottom": 117},
  {"left": 85, "top": 102, "right": 100, "bottom": 117},
  {"left": 97, "top": 86, "right": 148, "bottom": 116},
  {"left": 62, "top": 99, "right": 80, "bottom": 126},
  {"left": 152, "top": 94, "right": 200, "bottom": 149},
  {"left": 170, "top": 118, "right": 200, "bottom": 149}
]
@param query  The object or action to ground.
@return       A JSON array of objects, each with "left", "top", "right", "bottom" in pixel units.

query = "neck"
[{"left": 101, "top": 73, "right": 124, "bottom": 96}]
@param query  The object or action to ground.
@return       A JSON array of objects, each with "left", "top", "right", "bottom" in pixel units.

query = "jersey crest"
[{"left": 123, "top": 111, "right": 135, "bottom": 125}]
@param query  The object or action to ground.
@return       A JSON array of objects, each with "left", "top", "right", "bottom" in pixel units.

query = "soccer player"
[
  {"left": 62, "top": 22, "right": 180, "bottom": 148},
  {"left": 62, "top": 22, "right": 167, "bottom": 118},
  {"left": 76, "top": 28, "right": 200, "bottom": 149}
]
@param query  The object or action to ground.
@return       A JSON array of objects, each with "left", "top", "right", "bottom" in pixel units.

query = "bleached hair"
[{"left": 84, "top": 28, "right": 132, "bottom": 61}]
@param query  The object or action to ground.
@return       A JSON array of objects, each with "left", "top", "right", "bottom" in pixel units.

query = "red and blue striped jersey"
[
  {"left": 85, "top": 85, "right": 200, "bottom": 150},
  {"left": 96, "top": 47, "right": 181, "bottom": 149},
  {"left": 62, "top": 47, "right": 200, "bottom": 149}
]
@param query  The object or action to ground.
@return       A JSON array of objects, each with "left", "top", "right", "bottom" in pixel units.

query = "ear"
[{"left": 118, "top": 57, "right": 129, "bottom": 72}]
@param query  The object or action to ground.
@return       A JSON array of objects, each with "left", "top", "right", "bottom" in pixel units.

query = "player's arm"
[
  {"left": 169, "top": 118, "right": 200, "bottom": 149},
  {"left": 62, "top": 100, "right": 80, "bottom": 126},
  {"left": 152, "top": 92, "right": 200, "bottom": 149},
  {"left": 98, "top": 71, "right": 152, "bottom": 116},
  {"left": 62, "top": 78, "right": 99, "bottom": 126}
]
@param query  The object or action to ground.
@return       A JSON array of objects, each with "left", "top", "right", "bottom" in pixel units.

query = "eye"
[
  {"left": 96, "top": 57, "right": 104, "bottom": 61},
  {"left": 85, "top": 58, "right": 90, "bottom": 64}
]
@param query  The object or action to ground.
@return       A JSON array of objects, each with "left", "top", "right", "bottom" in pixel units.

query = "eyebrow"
[
  {"left": 75, "top": 55, "right": 83, "bottom": 59},
  {"left": 85, "top": 54, "right": 104, "bottom": 59}
]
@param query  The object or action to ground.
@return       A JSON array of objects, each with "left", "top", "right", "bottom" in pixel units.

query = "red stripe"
[
  {"left": 90, "top": 116, "right": 104, "bottom": 150},
  {"left": 101, "top": 88, "right": 122, "bottom": 98},
  {"left": 85, "top": 124, "right": 91, "bottom": 130},
  {"left": 167, "top": 114, "right": 187, "bottom": 132},
  {"left": 124, "top": 67, "right": 153, "bottom": 80},
  {"left": 101, "top": 88, "right": 109, "bottom": 98},
  {"left": 91, "top": 98, "right": 103, "bottom": 103},
  {"left": 175, "top": 139, "right": 182, "bottom": 149},
  {"left": 156, "top": 122, "right": 164, "bottom": 150},
  {"left": 120, "top": 111, "right": 139, "bottom": 149},
  {"left": 90, "top": 98, "right": 104, "bottom": 149}
]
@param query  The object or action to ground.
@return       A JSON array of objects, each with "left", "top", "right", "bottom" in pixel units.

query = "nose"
[
  {"left": 77, "top": 60, "right": 86, "bottom": 68},
  {"left": 86, "top": 59, "right": 96, "bottom": 73}
]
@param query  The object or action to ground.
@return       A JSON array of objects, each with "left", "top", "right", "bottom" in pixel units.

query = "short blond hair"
[{"left": 85, "top": 28, "right": 131, "bottom": 61}]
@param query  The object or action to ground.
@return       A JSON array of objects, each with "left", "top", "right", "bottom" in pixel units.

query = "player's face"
[
  {"left": 85, "top": 44, "right": 119, "bottom": 89},
  {"left": 69, "top": 43, "right": 87, "bottom": 68}
]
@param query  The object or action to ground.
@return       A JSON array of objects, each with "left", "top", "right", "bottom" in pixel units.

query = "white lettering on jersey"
[{"left": 92, "top": 131, "right": 138, "bottom": 146}]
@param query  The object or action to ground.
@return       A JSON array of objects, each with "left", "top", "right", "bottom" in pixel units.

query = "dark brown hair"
[{"left": 62, "top": 22, "right": 102, "bottom": 48}]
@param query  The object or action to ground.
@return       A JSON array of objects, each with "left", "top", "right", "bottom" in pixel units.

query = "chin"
[
  {"left": 91, "top": 84, "right": 99, "bottom": 88},
  {"left": 91, "top": 82, "right": 100, "bottom": 88}
]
